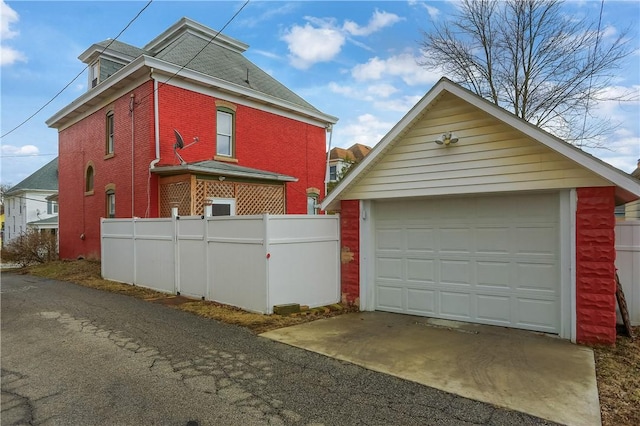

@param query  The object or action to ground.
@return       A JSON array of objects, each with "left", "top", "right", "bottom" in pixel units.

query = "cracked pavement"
[{"left": 1, "top": 273, "right": 557, "bottom": 425}]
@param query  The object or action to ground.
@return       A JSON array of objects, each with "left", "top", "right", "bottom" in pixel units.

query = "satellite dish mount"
[{"left": 173, "top": 129, "right": 199, "bottom": 165}]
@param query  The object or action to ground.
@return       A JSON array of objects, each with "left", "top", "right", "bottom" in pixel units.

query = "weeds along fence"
[
  {"left": 615, "top": 221, "right": 640, "bottom": 325},
  {"left": 101, "top": 214, "right": 340, "bottom": 314}
]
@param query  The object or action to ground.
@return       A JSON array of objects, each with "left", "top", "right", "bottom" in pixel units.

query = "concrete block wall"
[{"left": 575, "top": 186, "right": 617, "bottom": 345}]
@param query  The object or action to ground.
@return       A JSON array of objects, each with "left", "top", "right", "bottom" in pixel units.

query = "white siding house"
[{"left": 3, "top": 158, "right": 59, "bottom": 244}]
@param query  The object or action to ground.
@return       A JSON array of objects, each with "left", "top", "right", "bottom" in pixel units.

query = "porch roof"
[{"left": 151, "top": 160, "right": 298, "bottom": 182}]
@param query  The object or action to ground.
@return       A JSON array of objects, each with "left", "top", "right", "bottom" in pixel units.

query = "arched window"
[
  {"left": 215, "top": 101, "right": 237, "bottom": 159},
  {"left": 105, "top": 184, "right": 116, "bottom": 218},
  {"left": 85, "top": 162, "right": 95, "bottom": 194}
]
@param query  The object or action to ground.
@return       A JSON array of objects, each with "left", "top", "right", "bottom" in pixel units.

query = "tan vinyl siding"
[{"left": 344, "top": 93, "right": 610, "bottom": 200}]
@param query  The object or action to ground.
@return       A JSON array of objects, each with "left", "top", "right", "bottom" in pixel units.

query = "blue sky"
[{"left": 1, "top": 0, "right": 639, "bottom": 187}]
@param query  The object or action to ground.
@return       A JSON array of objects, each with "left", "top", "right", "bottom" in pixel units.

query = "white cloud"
[
  {"left": 1, "top": 144, "right": 40, "bottom": 156},
  {"left": 351, "top": 53, "right": 440, "bottom": 86},
  {"left": 282, "top": 9, "right": 403, "bottom": 69},
  {"left": 0, "top": 0, "right": 26, "bottom": 66},
  {"left": 343, "top": 9, "right": 403, "bottom": 36},
  {"left": 282, "top": 23, "right": 345, "bottom": 69},
  {"left": 1, "top": 0, "right": 18, "bottom": 39},
  {"left": 339, "top": 114, "right": 395, "bottom": 147},
  {"left": 374, "top": 95, "right": 424, "bottom": 112},
  {"left": 329, "top": 82, "right": 398, "bottom": 100}
]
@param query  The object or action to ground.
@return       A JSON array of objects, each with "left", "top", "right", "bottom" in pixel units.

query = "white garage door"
[{"left": 374, "top": 193, "right": 560, "bottom": 333}]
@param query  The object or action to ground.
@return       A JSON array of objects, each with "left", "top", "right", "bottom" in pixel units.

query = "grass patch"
[
  {"left": 593, "top": 327, "right": 640, "bottom": 426},
  {"left": 22, "top": 260, "right": 352, "bottom": 333},
  {"left": 13, "top": 260, "right": 639, "bottom": 423}
]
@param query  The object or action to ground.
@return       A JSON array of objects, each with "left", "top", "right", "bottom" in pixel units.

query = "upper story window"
[
  {"left": 85, "top": 163, "right": 95, "bottom": 194},
  {"left": 90, "top": 61, "right": 100, "bottom": 88},
  {"left": 106, "top": 111, "right": 115, "bottom": 155},
  {"left": 47, "top": 200, "right": 58, "bottom": 215},
  {"left": 329, "top": 165, "right": 337, "bottom": 181},
  {"left": 216, "top": 109, "right": 234, "bottom": 157}
]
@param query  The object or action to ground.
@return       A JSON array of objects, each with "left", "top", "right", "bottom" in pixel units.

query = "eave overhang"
[
  {"left": 151, "top": 160, "right": 298, "bottom": 183},
  {"left": 47, "top": 55, "right": 338, "bottom": 131}
]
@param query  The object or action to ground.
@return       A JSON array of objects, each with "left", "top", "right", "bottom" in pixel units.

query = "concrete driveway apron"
[{"left": 261, "top": 311, "right": 600, "bottom": 426}]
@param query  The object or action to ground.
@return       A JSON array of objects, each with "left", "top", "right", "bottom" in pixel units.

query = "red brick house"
[
  {"left": 322, "top": 78, "right": 640, "bottom": 345},
  {"left": 47, "top": 18, "right": 337, "bottom": 260}
]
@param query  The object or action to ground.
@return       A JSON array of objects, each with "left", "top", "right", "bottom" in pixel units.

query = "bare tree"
[{"left": 419, "top": 0, "right": 635, "bottom": 148}]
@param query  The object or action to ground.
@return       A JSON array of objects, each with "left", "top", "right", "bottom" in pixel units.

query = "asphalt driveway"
[{"left": 1, "top": 273, "right": 557, "bottom": 425}]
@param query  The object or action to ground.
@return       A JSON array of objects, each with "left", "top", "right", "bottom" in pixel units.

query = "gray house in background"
[{"left": 3, "top": 158, "right": 59, "bottom": 245}]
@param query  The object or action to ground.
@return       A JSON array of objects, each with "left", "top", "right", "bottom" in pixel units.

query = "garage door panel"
[
  {"left": 476, "top": 295, "right": 511, "bottom": 323},
  {"left": 516, "top": 227, "right": 557, "bottom": 256},
  {"left": 440, "top": 260, "right": 472, "bottom": 285},
  {"left": 407, "top": 228, "right": 436, "bottom": 252},
  {"left": 476, "top": 227, "right": 511, "bottom": 254},
  {"left": 407, "top": 288, "right": 435, "bottom": 314},
  {"left": 476, "top": 261, "right": 511, "bottom": 288},
  {"left": 406, "top": 259, "right": 435, "bottom": 282},
  {"left": 440, "top": 228, "right": 473, "bottom": 253},
  {"left": 377, "top": 285, "right": 404, "bottom": 310},
  {"left": 439, "top": 291, "right": 472, "bottom": 319},
  {"left": 516, "top": 263, "right": 557, "bottom": 292},
  {"left": 377, "top": 228, "right": 404, "bottom": 251},
  {"left": 374, "top": 193, "right": 560, "bottom": 334},
  {"left": 516, "top": 298, "right": 558, "bottom": 331},
  {"left": 377, "top": 258, "right": 403, "bottom": 280}
]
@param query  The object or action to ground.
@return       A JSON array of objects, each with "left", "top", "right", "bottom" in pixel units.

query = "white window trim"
[{"left": 206, "top": 197, "right": 236, "bottom": 216}]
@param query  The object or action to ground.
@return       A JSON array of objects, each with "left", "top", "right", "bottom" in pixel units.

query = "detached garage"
[{"left": 322, "top": 78, "right": 640, "bottom": 345}]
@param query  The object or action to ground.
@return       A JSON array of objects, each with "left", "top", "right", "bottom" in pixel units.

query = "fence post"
[
  {"left": 174, "top": 214, "right": 180, "bottom": 295},
  {"left": 132, "top": 218, "right": 137, "bottom": 285},
  {"left": 264, "top": 213, "right": 271, "bottom": 314},
  {"left": 204, "top": 215, "right": 211, "bottom": 301}
]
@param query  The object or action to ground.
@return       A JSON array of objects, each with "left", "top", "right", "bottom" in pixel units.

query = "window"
[
  {"left": 206, "top": 198, "right": 235, "bottom": 216},
  {"left": 85, "top": 163, "right": 94, "bottom": 194},
  {"left": 216, "top": 110, "right": 234, "bottom": 157},
  {"left": 105, "top": 185, "right": 116, "bottom": 218},
  {"left": 307, "top": 196, "right": 318, "bottom": 215},
  {"left": 47, "top": 200, "right": 58, "bottom": 214},
  {"left": 329, "top": 165, "right": 337, "bottom": 181},
  {"left": 106, "top": 111, "right": 114, "bottom": 154},
  {"left": 90, "top": 61, "right": 99, "bottom": 88}
]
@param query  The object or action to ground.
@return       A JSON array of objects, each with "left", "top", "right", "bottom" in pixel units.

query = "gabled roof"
[
  {"left": 48, "top": 18, "right": 336, "bottom": 130},
  {"left": 322, "top": 78, "right": 640, "bottom": 210},
  {"left": 6, "top": 158, "right": 58, "bottom": 195},
  {"left": 151, "top": 160, "right": 297, "bottom": 182}
]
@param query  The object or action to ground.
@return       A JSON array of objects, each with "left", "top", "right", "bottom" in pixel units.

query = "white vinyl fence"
[
  {"left": 615, "top": 221, "right": 640, "bottom": 325},
  {"left": 101, "top": 214, "right": 340, "bottom": 314}
]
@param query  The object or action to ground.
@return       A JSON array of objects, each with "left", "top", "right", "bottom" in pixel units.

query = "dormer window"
[{"left": 90, "top": 61, "right": 100, "bottom": 88}]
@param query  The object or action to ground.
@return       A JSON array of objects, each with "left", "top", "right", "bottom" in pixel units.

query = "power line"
[
  {"left": 0, "top": 0, "right": 154, "bottom": 140},
  {"left": 0, "top": 153, "right": 58, "bottom": 158},
  {"left": 135, "top": 0, "right": 251, "bottom": 107}
]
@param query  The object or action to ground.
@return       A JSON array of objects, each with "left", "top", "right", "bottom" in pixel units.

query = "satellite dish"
[{"left": 174, "top": 129, "right": 184, "bottom": 149}]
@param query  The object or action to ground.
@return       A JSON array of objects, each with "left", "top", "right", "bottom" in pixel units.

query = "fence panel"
[
  {"left": 133, "top": 219, "right": 175, "bottom": 293},
  {"left": 615, "top": 221, "right": 640, "bottom": 325},
  {"left": 102, "top": 215, "right": 340, "bottom": 314},
  {"left": 267, "top": 216, "right": 340, "bottom": 313},
  {"left": 101, "top": 219, "right": 135, "bottom": 284},
  {"left": 177, "top": 217, "right": 207, "bottom": 299}
]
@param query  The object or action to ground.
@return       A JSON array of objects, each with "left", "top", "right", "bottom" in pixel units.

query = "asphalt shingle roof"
[
  {"left": 7, "top": 158, "right": 58, "bottom": 194},
  {"left": 94, "top": 39, "right": 147, "bottom": 60}
]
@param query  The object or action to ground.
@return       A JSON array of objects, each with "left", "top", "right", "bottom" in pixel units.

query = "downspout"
[
  {"left": 130, "top": 93, "right": 135, "bottom": 217},
  {"left": 324, "top": 124, "right": 333, "bottom": 199},
  {"left": 146, "top": 68, "right": 160, "bottom": 217}
]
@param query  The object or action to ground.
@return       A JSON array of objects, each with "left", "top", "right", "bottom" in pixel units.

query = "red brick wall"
[
  {"left": 58, "top": 82, "right": 156, "bottom": 260},
  {"left": 156, "top": 85, "right": 327, "bottom": 214},
  {"left": 575, "top": 186, "right": 617, "bottom": 345},
  {"left": 58, "top": 82, "right": 327, "bottom": 259},
  {"left": 340, "top": 200, "right": 360, "bottom": 305}
]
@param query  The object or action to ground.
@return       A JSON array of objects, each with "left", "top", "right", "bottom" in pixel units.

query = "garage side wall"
[
  {"left": 340, "top": 200, "right": 360, "bottom": 305},
  {"left": 576, "top": 186, "right": 617, "bottom": 345}
]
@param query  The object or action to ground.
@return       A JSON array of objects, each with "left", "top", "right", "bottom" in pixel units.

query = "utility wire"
[
  {"left": 0, "top": 0, "right": 154, "bottom": 140},
  {"left": 135, "top": 0, "right": 250, "bottom": 107}
]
